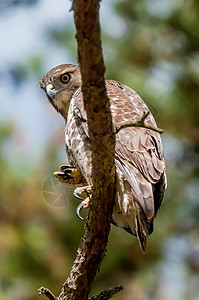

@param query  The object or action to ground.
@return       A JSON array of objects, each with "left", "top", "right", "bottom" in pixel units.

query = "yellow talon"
[
  {"left": 54, "top": 164, "right": 86, "bottom": 185},
  {"left": 53, "top": 172, "right": 60, "bottom": 178}
]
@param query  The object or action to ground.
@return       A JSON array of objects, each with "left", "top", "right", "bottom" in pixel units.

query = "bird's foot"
[
  {"left": 54, "top": 164, "right": 82, "bottom": 184},
  {"left": 54, "top": 165, "right": 92, "bottom": 220},
  {"left": 74, "top": 185, "right": 93, "bottom": 220}
]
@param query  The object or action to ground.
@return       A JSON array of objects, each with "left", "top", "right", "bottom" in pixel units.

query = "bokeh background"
[{"left": 1, "top": 0, "right": 199, "bottom": 299}]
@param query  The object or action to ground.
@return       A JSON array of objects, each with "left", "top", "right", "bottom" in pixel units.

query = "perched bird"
[{"left": 40, "top": 64, "right": 167, "bottom": 252}]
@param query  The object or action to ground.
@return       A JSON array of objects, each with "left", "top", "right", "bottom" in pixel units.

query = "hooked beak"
[{"left": 46, "top": 83, "right": 57, "bottom": 102}]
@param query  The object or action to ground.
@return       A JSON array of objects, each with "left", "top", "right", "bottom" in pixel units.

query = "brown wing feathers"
[
  {"left": 108, "top": 81, "right": 165, "bottom": 249},
  {"left": 73, "top": 80, "right": 166, "bottom": 250}
]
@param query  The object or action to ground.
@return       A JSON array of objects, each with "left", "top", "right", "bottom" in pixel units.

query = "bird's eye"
[{"left": 60, "top": 73, "right": 71, "bottom": 83}]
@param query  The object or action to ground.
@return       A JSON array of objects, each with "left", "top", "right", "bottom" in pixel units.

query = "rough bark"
[{"left": 59, "top": 1, "right": 115, "bottom": 299}]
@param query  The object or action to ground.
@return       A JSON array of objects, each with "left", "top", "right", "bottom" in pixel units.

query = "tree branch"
[
  {"left": 88, "top": 286, "right": 123, "bottom": 300},
  {"left": 57, "top": 1, "right": 115, "bottom": 299},
  {"left": 38, "top": 287, "right": 57, "bottom": 300},
  {"left": 115, "top": 111, "right": 164, "bottom": 134}
]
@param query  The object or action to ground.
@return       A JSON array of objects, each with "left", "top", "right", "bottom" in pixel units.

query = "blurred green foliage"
[{"left": 1, "top": 0, "right": 199, "bottom": 300}]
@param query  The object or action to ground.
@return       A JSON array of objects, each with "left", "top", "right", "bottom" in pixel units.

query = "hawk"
[{"left": 40, "top": 64, "right": 167, "bottom": 252}]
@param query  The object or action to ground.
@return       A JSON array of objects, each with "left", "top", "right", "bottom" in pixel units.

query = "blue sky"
[{"left": 0, "top": 0, "right": 74, "bottom": 166}]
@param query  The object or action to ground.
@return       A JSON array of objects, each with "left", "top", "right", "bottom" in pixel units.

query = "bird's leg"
[
  {"left": 74, "top": 185, "right": 93, "bottom": 220},
  {"left": 54, "top": 164, "right": 85, "bottom": 185}
]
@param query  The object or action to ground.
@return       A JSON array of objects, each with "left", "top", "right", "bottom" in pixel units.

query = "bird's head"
[{"left": 40, "top": 64, "right": 81, "bottom": 120}]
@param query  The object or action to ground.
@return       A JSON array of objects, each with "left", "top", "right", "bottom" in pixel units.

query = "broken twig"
[{"left": 38, "top": 287, "right": 57, "bottom": 300}]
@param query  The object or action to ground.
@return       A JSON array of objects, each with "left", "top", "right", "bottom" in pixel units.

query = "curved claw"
[
  {"left": 73, "top": 189, "right": 84, "bottom": 201},
  {"left": 59, "top": 165, "right": 75, "bottom": 172},
  {"left": 62, "top": 174, "right": 73, "bottom": 180},
  {"left": 76, "top": 202, "right": 85, "bottom": 220},
  {"left": 54, "top": 171, "right": 73, "bottom": 179}
]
